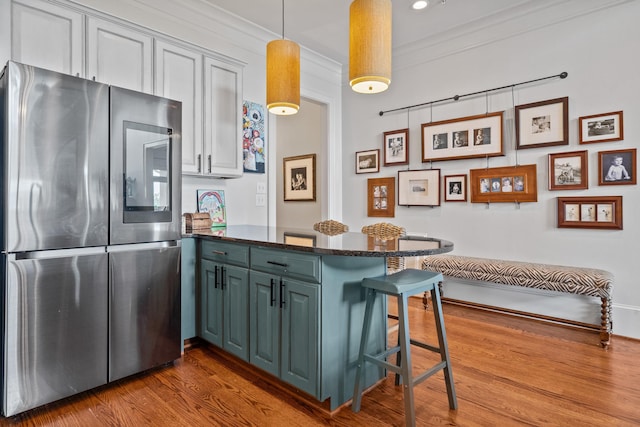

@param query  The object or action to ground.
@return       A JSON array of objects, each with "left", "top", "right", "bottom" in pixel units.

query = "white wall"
[
  {"left": 276, "top": 98, "right": 327, "bottom": 228},
  {"left": 342, "top": 2, "right": 640, "bottom": 339}
]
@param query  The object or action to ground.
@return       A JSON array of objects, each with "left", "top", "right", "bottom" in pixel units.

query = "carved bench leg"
[
  {"left": 600, "top": 297, "right": 612, "bottom": 348},
  {"left": 422, "top": 281, "right": 444, "bottom": 310}
]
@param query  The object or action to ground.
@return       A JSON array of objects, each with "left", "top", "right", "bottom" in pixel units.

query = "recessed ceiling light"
[{"left": 412, "top": 0, "right": 428, "bottom": 10}]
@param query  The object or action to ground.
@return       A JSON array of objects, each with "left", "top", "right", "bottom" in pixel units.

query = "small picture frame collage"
[
  {"left": 557, "top": 196, "right": 622, "bottom": 230},
  {"left": 469, "top": 165, "right": 538, "bottom": 203}
]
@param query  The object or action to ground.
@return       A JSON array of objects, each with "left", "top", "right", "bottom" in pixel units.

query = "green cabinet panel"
[
  {"left": 249, "top": 271, "right": 319, "bottom": 397},
  {"left": 280, "top": 279, "right": 319, "bottom": 394},
  {"left": 200, "top": 257, "right": 249, "bottom": 361},
  {"left": 251, "top": 247, "right": 321, "bottom": 283},
  {"left": 249, "top": 271, "right": 280, "bottom": 376}
]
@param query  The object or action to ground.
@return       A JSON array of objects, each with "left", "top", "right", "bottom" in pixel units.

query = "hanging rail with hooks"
[{"left": 378, "top": 71, "right": 568, "bottom": 116}]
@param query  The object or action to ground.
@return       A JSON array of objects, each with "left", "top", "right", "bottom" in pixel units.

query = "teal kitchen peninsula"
[{"left": 189, "top": 225, "right": 453, "bottom": 411}]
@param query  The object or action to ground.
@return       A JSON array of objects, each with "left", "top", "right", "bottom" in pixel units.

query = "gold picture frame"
[
  {"left": 367, "top": 177, "right": 395, "bottom": 217},
  {"left": 469, "top": 164, "right": 537, "bottom": 203},
  {"left": 421, "top": 111, "right": 504, "bottom": 162},
  {"left": 557, "top": 196, "right": 622, "bottom": 229}
]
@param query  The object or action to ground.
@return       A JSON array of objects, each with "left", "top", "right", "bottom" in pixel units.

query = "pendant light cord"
[{"left": 282, "top": 0, "right": 285, "bottom": 39}]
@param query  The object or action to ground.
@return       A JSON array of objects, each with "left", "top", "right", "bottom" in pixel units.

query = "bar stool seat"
[{"left": 352, "top": 268, "right": 457, "bottom": 427}]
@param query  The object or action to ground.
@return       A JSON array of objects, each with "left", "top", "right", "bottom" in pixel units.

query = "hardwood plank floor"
[{"left": 3, "top": 299, "right": 640, "bottom": 426}]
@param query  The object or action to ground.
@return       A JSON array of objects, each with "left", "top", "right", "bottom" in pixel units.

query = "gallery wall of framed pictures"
[{"left": 353, "top": 93, "right": 632, "bottom": 226}]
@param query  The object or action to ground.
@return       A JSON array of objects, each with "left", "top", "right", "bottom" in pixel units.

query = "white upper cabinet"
[
  {"left": 10, "top": 0, "right": 83, "bottom": 76},
  {"left": 155, "top": 40, "right": 203, "bottom": 175},
  {"left": 86, "top": 17, "right": 152, "bottom": 93},
  {"left": 203, "top": 57, "right": 244, "bottom": 178}
]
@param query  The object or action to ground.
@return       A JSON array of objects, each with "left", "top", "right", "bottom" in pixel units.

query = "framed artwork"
[
  {"left": 421, "top": 111, "right": 503, "bottom": 162},
  {"left": 397, "top": 169, "right": 440, "bottom": 206},
  {"left": 579, "top": 111, "right": 623, "bottom": 144},
  {"left": 383, "top": 128, "right": 409, "bottom": 166},
  {"left": 242, "top": 100, "right": 266, "bottom": 173},
  {"left": 283, "top": 232, "right": 316, "bottom": 248},
  {"left": 444, "top": 174, "right": 467, "bottom": 202},
  {"left": 283, "top": 154, "right": 316, "bottom": 201},
  {"left": 367, "top": 177, "right": 395, "bottom": 217},
  {"left": 197, "top": 190, "right": 227, "bottom": 227},
  {"left": 515, "top": 97, "right": 568, "bottom": 149},
  {"left": 355, "top": 149, "right": 380, "bottom": 174},
  {"left": 557, "top": 196, "right": 622, "bottom": 230},
  {"left": 548, "top": 150, "right": 588, "bottom": 191},
  {"left": 469, "top": 164, "right": 537, "bottom": 203},
  {"left": 598, "top": 148, "right": 636, "bottom": 186}
]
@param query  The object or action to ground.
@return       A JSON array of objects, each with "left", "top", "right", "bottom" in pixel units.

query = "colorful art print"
[
  {"left": 421, "top": 111, "right": 503, "bottom": 162},
  {"left": 383, "top": 128, "right": 409, "bottom": 166},
  {"left": 579, "top": 111, "right": 624, "bottom": 144},
  {"left": 598, "top": 148, "right": 636, "bottom": 186},
  {"left": 242, "top": 100, "right": 266, "bottom": 173},
  {"left": 397, "top": 169, "right": 440, "bottom": 206},
  {"left": 557, "top": 196, "right": 622, "bottom": 230},
  {"left": 548, "top": 150, "right": 588, "bottom": 191},
  {"left": 444, "top": 174, "right": 467, "bottom": 202},
  {"left": 469, "top": 164, "right": 537, "bottom": 203},
  {"left": 515, "top": 97, "right": 568, "bottom": 149},
  {"left": 197, "top": 190, "right": 226, "bottom": 226},
  {"left": 283, "top": 154, "right": 316, "bottom": 201},
  {"left": 367, "top": 177, "right": 395, "bottom": 217},
  {"left": 356, "top": 149, "right": 380, "bottom": 174}
]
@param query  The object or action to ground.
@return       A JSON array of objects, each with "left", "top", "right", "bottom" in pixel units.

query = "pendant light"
[
  {"left": 349, "top": 0, "right": 392, "bottom": 94},
  {"left": 266, "top": 0, "right": 300, "bottom": 115}
]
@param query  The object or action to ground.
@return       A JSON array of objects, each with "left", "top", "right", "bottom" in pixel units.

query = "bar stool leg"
[
  {"left": 398, "top": 292, "right": 416, "bottom": 427},
  {"left": 352, "top": 288, "right": 377, "bottom": 413},
  {"left": 431, "top": 287, "right": 458, "bottom": 410}
]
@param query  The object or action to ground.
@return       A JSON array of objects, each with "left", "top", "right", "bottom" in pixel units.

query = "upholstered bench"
[{"left": 421, "top": 255, "right": 614, "bottom": 348}]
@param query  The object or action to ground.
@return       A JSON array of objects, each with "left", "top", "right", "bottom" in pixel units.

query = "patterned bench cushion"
[{"left": 421, "top": 255, "right": 613, "bottom": 299}]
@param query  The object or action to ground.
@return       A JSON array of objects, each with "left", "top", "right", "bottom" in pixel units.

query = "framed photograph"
[
  {"left": 557, "top": 196, "right": 622, "bottom": 229},
  {"left": 469, "top": 164, "right": 537, "bottom": 203},
  {"left": 397, "top": 169, "right": 440, "bottom": 206},
  {"left": 515, "top": 97, "right": 568, "bottom": 149},
  {"left": 579, "top": 111, "right": 623, "bottom": 144},
  {"left": 548, "top": 150, "right": 588, "bottom": 191},
  {"left": 355, "top": 149, "right": 380, "bottom": 174},
  {"left": 383, "top": 128, "right": 409, "bottom": 166},
  {"left": 367, "top": 177, "right": 395, "bottom": 217},
  {"left": 421, "top": 111, "right": 503, "bottom": 162},
  {"left": 283, "top": 154, "right": 316, "bottom": 201},
  {"left": 197, "top": 190, "right": 227, "bottom": 227},
  {"left": 444, "top": 174, "right": 467, "bottom": 202},
  {"left": 598, "top": 148, "right": 636, "bottom": 185},
  {"left": 283, "top": 232, "right": 316, "bottom": 248}
]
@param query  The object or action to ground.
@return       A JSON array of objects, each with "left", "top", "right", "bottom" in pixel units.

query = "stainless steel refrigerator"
[{"left": 0, "top": 61, "right": 182, "bottom": 416}]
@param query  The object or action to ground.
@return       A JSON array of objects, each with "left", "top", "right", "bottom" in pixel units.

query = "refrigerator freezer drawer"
[
  {"left": 109, "top": 245, "right": 181, "bottom": 382},
  {"left": 2, "top": 252, "right": 109, "bottom": 416}
]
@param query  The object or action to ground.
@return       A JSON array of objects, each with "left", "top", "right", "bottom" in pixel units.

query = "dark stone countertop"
[{"left": 184, "top": 225, "right": 453, "bottom": 257}]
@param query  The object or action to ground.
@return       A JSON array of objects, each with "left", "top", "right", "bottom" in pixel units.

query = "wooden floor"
[{"left": 3, "top": 299, "right": 640, "bottom": 426}]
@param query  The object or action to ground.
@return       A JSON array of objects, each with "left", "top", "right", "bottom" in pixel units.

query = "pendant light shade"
[
  {"left": 266, "top": 39, "right": 300, "bottom": 115},
  {"left": 349, "top": 0, "right": 392, "bottom": 94}
]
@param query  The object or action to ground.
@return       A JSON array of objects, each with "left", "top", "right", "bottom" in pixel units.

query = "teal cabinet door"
[
  {"left": 200, "top": 259, "right": 223, "bottom": 347},
  {"left": 223, "top": 264, "right": 249, "bottom": 360},
  {"left": 249, "top": 271, "right": 280, "bottom": 376},
  {"left": 280, "top": 278, "right": 319, "bottom": 397},
  {"left": 200, "top": 259, "right": 249, "bottom": 361}
]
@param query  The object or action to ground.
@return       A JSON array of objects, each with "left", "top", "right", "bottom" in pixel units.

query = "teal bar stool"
[{"left": 352, "top": 269, "right": 457, "bottom": 427}]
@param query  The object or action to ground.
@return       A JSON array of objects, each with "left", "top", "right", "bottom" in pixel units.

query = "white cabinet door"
[
  {"left": 203, "top": 56, "right": 244, "bottom": 178},
  {"left": 155, "top": 40, "right": 203, "bottom": 175},
  {"left": 86, "top": 17, "right": 152, "bottom": 93},
  {"left": 10, "top": 0, "right": 83, "bottom": 76}
]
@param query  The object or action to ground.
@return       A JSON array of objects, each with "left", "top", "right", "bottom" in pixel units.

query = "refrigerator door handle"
[
  {"left": 107, "top": 241, "right": 180, "bottom": 253},
  {"left": 14, "top": 247, "right": 106, "bottom": 260}
]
